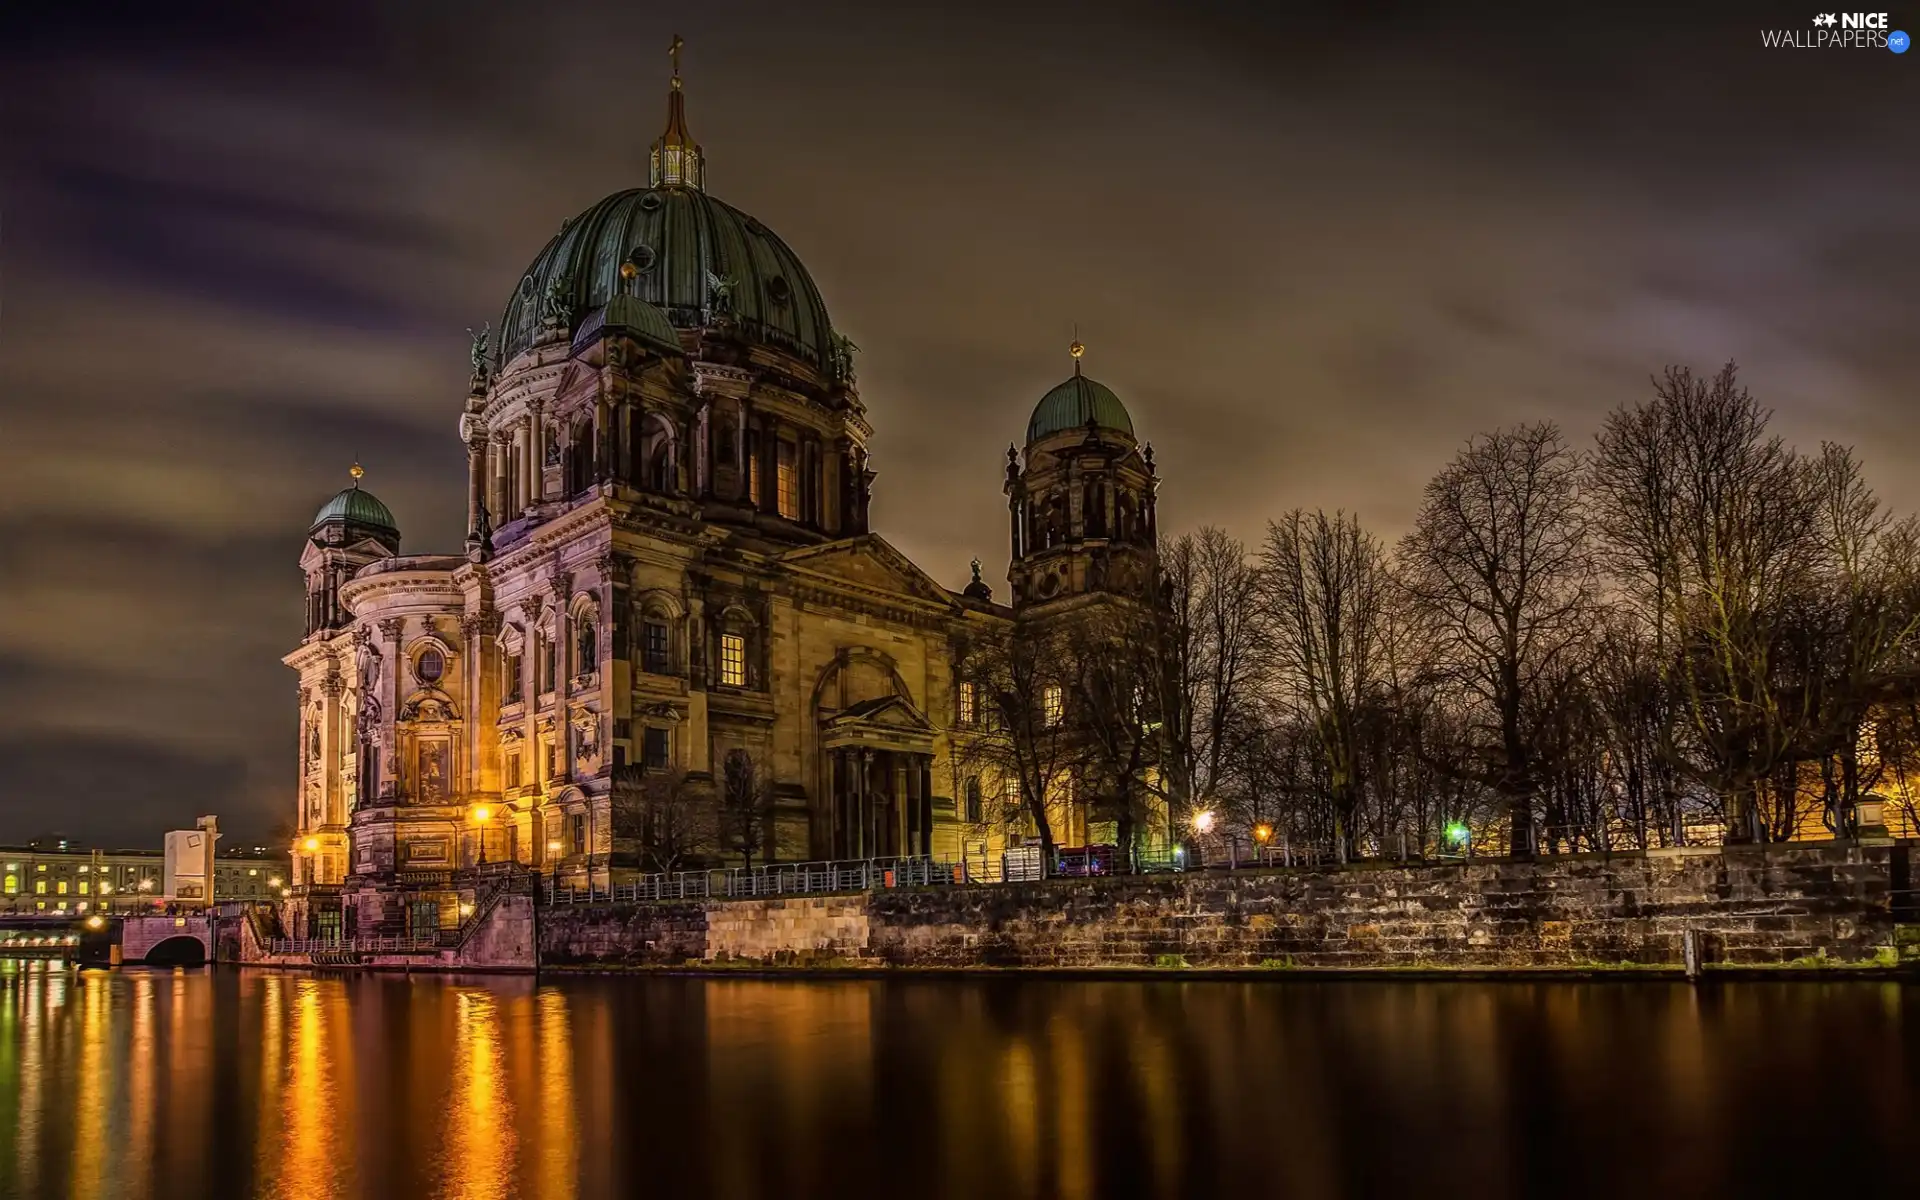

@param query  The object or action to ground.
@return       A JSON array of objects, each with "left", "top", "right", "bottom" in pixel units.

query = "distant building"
[
  {"left": 280, "top": 47, "right": 1169, "bottom": 939},
  {"left": 0, "top": 842, "right": 288, "bottom": 915}
]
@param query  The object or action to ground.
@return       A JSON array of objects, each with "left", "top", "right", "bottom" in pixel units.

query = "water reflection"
[{"left": 0, "top": 960, "right": 1913, "bottom": 1199}]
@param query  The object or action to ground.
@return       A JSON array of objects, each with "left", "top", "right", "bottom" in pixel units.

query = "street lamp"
[
  {"left": 1191, "top": 809, "right": 1215, "bottom": 835},
  {"left": 85, "top": 915, "right": 105, "bottom": 931},
  {"left": 472, "top": 804, "right": 493, "bottom": 865}
]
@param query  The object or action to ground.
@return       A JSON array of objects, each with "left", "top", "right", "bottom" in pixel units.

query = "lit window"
[
  {"left": 1043, "top": 685, "right": 1064, "bottom": 727},
  {"left": 36, "top": 864, "right": 45, "bottom": 873},
  {"left": 56, "top": 882, "right": 67, "bottom": 895},
  {"left": 77, "top": 882, "right": 89, "bottom": 895},
  {"left": 958, "top": 681, "right": 977, "bottom": 727},
  {"left": 35, "top": 881, "right": 46, "bottom": 895},
  {"left": 776, "top": 441, "right": 799, "bottom": 519},
  {"left": 248, "top": 869, "right": 258, "bottom": 876},
  {"left": 643, "top": 620, "right": 671, "bottom": 675},
  {"left": 3, "top": 876, "right": 14, "bottom": 895},
  {"left": 720, "top": 633, "right": 747, "bottom": 687},
  {"left": 78, "top": 865, "right": 89, "bottom": 874}
]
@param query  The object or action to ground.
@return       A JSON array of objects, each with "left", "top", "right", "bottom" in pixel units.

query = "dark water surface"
[{"left": 0, "top": 960, "right": 1914, "bottom": 1199}]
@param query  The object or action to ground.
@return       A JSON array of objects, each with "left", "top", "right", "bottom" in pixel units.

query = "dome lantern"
[{"left": 649, "top": 34, "right": 704, "bottom": 191}]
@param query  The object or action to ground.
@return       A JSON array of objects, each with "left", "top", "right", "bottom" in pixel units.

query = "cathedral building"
[{"left": 282, "top": 49, "right": 1163, "bottom": 934}]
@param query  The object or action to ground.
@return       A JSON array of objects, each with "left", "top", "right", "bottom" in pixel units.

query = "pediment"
[
  {"left": 780, "top": 535, "right": 960, "bottom": 610},
  {"left": 821, "top": 694, "right": 934, "bottom": 734}
]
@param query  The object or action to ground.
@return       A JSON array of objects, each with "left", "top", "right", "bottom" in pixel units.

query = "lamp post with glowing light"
[
  {"left": 472, "top": 804, "right": 493, "bottom": 866},
  {"left": 300, "top": 836, "right": 321, "bottom": 888},
  {"left": 1253, "top": 823, "right": 1273, "bottom": 865}
]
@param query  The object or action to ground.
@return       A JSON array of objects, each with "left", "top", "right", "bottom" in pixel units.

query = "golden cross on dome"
[
  {"left": 670, "top": 34, "right": 684, "bottom": 88},
  {"left": 349, "top": 461, "right": 365, "bottom": 484},
  {"left": 1069, "top": 325, "right": 1085, "bottom": 374}
]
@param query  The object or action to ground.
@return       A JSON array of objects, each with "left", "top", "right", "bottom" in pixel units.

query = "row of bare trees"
[{"left": 955, "top": 363, "right": 1920, "bottom": 865}]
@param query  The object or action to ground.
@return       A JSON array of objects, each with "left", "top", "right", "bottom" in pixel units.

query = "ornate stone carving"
[
  {"left": 377, "top": 617, "right": 405, "bottom": 642},
  {"left": 400, "top": 692, "right": 459, "bottom": 723},
  {"left": 570, "top": 707, "right": 602, "bottom": 757}
]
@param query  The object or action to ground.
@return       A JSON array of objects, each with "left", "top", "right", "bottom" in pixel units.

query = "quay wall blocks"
[{"left": 536, "top": 843, "right": 1915, "bottom": 972}]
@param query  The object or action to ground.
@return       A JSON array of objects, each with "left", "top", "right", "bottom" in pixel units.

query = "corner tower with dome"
[{"left": 278, "top": 44, "right": 1172, "bottom": 936}]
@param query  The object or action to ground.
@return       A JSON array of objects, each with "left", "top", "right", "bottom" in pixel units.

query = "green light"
[{"left": 1446, "top": 822, "right": 1470, "bottom": 845}]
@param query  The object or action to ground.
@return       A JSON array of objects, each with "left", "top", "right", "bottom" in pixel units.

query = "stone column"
[
  {"left": 321, "top": 672, "right": 345, "bottom": 828},
  {"left": 527, "top": 403, "right": 545, "bottom": 507},
  {"left": 919, "top": 756, "right": 934, "bottom": 857},
  {"left": 464, "top": 438, "right": 485, "bottom": 538},
  {"left": 378, "top": 617, "right": 405, "bottom": 802}
]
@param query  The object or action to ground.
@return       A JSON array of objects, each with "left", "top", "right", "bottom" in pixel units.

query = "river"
[{"left": 0, "top": 959, "right": 1913, "bottom": 1199}]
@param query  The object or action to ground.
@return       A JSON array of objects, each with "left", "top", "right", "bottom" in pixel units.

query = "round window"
[
  {"left": 767, "top": 275, "right": 792, "bottom": 305},
  {"left": 629, "top": 244, "right": 657, "bottom": 273},
  {"left": 639, "top": 191, "right": 663, "bottom": 212},
  {"left": 416, "top": 649, "right": 445, "bottom": 684}
]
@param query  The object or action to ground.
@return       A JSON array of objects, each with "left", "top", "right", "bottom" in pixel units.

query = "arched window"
[
  {"left": 1117, "top": 491, "right": 1136, "bottom": 542},
  {"left": 567, "top": 418, "right": 595, "bottom": 496},
  {"left": 576, "top": 620, "right": 597, "bottom": 677},
  {"left": 1083, "top": 481, "right": 1107, "bottom": 538}
]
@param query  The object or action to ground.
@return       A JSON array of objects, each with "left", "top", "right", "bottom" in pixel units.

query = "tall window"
[
  {"left": 570, "top": 813, "right": 587, "bottom": 857},
  {"left": 746, "top": 432, "right": 761, "bottom": 507},
  {"left": 719, "top": 633, "right": 747, "bottom": 687},
  {"left": 776, "top": 441, "right": 799, "bottom": 519},
  {"left": 643, "top": 620, "right": 671, "bottom": 675},
  {"left": 506, "top": 753, "right": 521, "bottom": 790},
  {"left": 540, "top": 637, "right": 556, "bottom": 694},
  {"left": 642, "top": 727, "right": 670, "bottom": 771},
  {"left": 504, "top": 650, "right": 523, "bottom": 702},
  {"left": 964, "top": 776, "right": 983, "bottom": 823},
  {"left": 1043, "top": 684, "right": 1064, "bottom": 727},
  {"left": 958, "top": 680, "right": 977, "bottom": 727}
]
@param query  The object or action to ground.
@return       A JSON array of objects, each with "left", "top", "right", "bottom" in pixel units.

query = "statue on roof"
[
  {"left": 706, "top": 270, "right": 737, "bottom": 317},
  {"left": 467, "top": 323, "right": 492, "bottom": 379},
  {"left": 830, "top": 332, "right": 860, "bottom": 385},
  {"left": 540, "top": 272, "right": 575, "bottom": 334}
]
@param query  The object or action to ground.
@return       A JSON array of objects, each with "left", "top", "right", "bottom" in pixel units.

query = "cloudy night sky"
[{"left": 0, "top": 1, "right": 1911, "bottom": 843}]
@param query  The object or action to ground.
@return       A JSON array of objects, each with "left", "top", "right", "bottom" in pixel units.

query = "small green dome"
[
  {"left": 1027, "top": 372, "right": 1134, "bottom": 443},
  {"left": 572, "top": 294, "right": 684, "bottom": 358},
  {"left": 311, "top": 485, "right": 398, "bottom": 534}
]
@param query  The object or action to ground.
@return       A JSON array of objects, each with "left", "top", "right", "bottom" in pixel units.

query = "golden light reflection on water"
[
  {"left": 0, "top": 968, "right": 1914, "bottom": 1200},
  {"left": 442, "top": 987, "right": 517, "bottom": 1200}
]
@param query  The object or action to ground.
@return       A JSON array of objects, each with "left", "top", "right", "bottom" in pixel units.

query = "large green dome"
[
  {"left": 1027, "top": 372, "right": 1134, "bottom": 443},
  {"left": 311, "top": 484, "right": 397, "bottom": 534},
  {"left": 497, "top": 187, "right": 835, "bottom": 372}
]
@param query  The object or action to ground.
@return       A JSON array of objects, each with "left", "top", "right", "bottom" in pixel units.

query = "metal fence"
[
  {"left": 266, "top": 934, "right": 441, "bottom": 955},
  {"left": 545, "top": 856, "right": 975, "bottom": 906}
]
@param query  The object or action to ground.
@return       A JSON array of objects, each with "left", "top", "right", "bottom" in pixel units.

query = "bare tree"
[
  {"left": 610, "top": 765, "right": 710, "bottom": 873},
  {"left": 1063, "top": 600, "right": 1173, "bottom": 867},
  {"left": 952, "top": 622, "right": 1083, "bottom": 858},
  {"left": 1256, "top": 510, "right": 1391, "bottom": 858},
  {"left": 1158, "top": 528, "right": 1261, "bottom": 842},
  {"left": 1398, "top": 422, "right": 1596, "bottom": 855},
  {"left": 719, "top": 750, "right": 773, "bottom": 868}
]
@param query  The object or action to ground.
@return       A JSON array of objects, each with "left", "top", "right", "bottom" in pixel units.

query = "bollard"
[{"left": 1682, "top": 928, "right": 1701, "bottom": 981}]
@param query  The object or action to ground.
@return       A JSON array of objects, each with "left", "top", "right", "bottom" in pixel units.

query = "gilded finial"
[
  {"left": 670, "top": 34, "right": 684, "bottom": 89},
  {"left": 349, "top": 461, "right": 365, "bottom": 484},
  {"left": 1068, "top": 339, "right": 1085, "bottom": 360}
]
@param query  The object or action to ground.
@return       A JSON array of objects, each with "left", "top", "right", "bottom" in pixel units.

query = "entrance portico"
[{"left": 821, "top": 697, "right": 935, "bottom": 860}]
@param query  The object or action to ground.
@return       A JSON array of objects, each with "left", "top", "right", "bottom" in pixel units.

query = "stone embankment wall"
[{"left": 538, "top": 842, "right": 1918, "bottom": 974}]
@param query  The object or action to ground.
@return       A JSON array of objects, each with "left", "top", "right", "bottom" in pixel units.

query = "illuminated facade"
[
  {"left": 0, "top": 845, "right": 287, "bottom": 915},
  {"left": 282, "top": 47, "right": 1163, "bottom": 934}
]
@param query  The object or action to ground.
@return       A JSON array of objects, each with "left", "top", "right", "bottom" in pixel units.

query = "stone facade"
[
  {"left": 538, "top": 842, "right": 1919, "bottom": 973},
  {"left": 280, "top": 65, "right": 1162, "bottom": 940}
]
